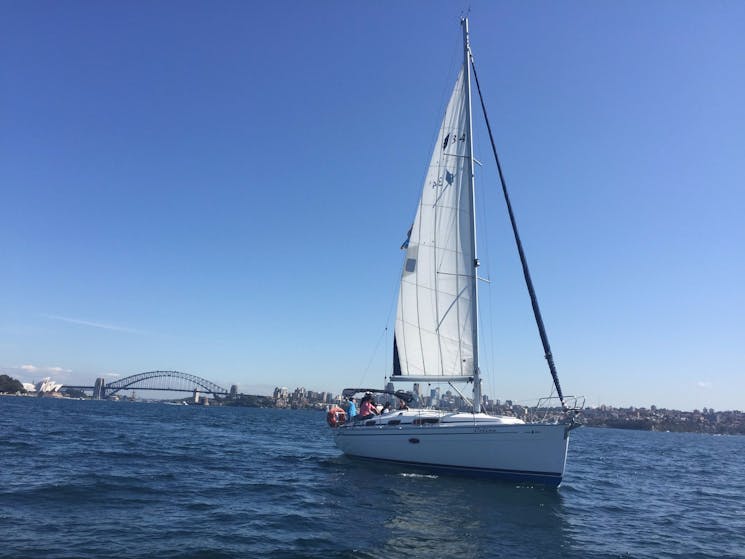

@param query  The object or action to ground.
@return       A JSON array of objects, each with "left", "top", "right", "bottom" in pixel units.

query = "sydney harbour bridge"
[{"left": 63, "top": 371, "right": 238, "bottom": 401}]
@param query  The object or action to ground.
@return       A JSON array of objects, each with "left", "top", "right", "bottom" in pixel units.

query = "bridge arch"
[{"left": 104, "top": 371, "right": 229, "bottom": 399}]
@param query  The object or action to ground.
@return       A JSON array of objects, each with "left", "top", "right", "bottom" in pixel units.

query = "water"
[{"left": 1, "top": 397, "right": 744, "bottom": 559}]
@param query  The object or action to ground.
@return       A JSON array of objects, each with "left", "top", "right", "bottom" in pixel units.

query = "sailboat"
[{"left": 331, "top": 18, "right": 581, "bottom": 487}]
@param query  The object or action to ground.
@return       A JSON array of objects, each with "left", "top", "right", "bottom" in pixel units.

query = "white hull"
[{"left": 333, "top": 411, "right": 572, "bottom": 486}]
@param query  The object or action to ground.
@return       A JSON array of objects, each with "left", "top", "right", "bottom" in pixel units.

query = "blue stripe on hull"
[{"left": 347, "top": 454, "right": 563, "bottom": 487}]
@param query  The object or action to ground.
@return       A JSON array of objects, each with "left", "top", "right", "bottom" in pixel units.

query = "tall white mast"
[{"left": 462, "top": 17, "right": 481, "bottom": 412}]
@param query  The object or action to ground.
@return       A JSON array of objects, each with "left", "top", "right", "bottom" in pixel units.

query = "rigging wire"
[
  {"left": 357, "top": 269, "right": 401, "bottom": 388},
  {"left": 404, "top": 23, "right": 464, "bottom": 231},
  {"left": 472, "top": 100, "right": 499, "bottom": 408},
  {"left": 358, "top": 326, "right": 387, "bottom": 386},
  {"left": 469, "top": 52, "right": 568, "bottom": 410}
]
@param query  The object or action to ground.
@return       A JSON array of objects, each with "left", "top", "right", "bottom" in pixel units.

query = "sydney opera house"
[{"left": 22, "top": 377, "right": 63, "bottom": 395}]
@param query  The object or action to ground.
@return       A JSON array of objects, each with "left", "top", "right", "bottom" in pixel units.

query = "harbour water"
[{"left": 1, "top": 396, "right": 743, "bottom": 558}]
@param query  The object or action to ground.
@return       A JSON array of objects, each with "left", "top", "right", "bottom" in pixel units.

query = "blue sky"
[{"left": 1, "top": 1, "right": 743, "bottom": 411}]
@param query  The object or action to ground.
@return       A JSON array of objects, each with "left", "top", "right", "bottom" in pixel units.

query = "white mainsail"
[{"left": 393, "top": 66, "right": 476, "bottom": 380}]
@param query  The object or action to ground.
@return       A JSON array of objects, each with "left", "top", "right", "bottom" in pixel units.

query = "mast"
[{"left": 462, "top": 17, "right": 482, "bottom": 412}]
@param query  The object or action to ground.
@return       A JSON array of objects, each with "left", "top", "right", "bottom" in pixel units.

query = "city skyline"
[
  {"left": 2, "top": 371, "right": 742, "bottom": 414},
  {"left": 2, "top": 1, "right": 743, "bottom": 411}
]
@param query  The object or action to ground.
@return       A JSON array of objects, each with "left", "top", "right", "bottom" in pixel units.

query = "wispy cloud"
[
  {"left": 43, "top": 314, "right": 147, "bottom": 335},
  {"left": 697, "top": 381, "right": 712, "bottom": 389},
  {"left": 2, "top": 364, "right": 75, "bottom": 383},
  {"left": 20, "top": 364, "right": 72, "bottom": 374}
]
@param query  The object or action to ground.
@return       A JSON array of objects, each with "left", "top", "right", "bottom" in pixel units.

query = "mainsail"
[{"left": 393, "top": 66, "right": 476, "bottom": 380}]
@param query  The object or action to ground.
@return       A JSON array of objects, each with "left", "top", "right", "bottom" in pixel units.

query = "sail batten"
[{"left": 393, "top": 66, "right": 476, "bottom": 380}]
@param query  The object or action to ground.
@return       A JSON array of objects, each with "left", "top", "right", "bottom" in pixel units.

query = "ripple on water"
[{"left": 1, "top": 400, "right": 744, "bottom": 559}]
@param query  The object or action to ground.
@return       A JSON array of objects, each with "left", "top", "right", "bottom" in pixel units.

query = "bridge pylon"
[{"left": 93, "top": 377, "right": 106, "bottom": 400}]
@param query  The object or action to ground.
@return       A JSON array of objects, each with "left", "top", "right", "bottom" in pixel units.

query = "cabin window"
[
  {"left": 413, "top": 418, "right": 440, "bottom": 425},
  {"left": 387, "top": 419, "right": 401, "bottom": 425}
]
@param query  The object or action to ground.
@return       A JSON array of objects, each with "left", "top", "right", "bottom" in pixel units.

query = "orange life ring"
[{"left": 326, "top": 406, "right": 347, "bottom": 428}]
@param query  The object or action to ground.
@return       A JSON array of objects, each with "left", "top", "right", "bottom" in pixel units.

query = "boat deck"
[{"left": 344, "top": 409, "right": 526, "bottom": 428}]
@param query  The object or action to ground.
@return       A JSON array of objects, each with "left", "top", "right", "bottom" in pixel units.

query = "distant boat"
[{"left": 330, "top": 17, "right": 582, "bottom": 487}]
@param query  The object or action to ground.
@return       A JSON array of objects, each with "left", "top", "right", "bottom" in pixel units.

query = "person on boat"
[
  {"left": 381, "top": 402, "right": 392, "bottom": 415},
  {"left": 346, "top": 397, "right": 357, "bottom": 420},
  {"left": 398, "top": 398, "right": 409, "bottom": 410},
  {"left": 358, "top": 394, "right": 378, "bottom": 419}
]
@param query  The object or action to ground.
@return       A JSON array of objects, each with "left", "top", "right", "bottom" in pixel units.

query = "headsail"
[{"left": 393, "top": 66, "right": 476, "bottom": 381}]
